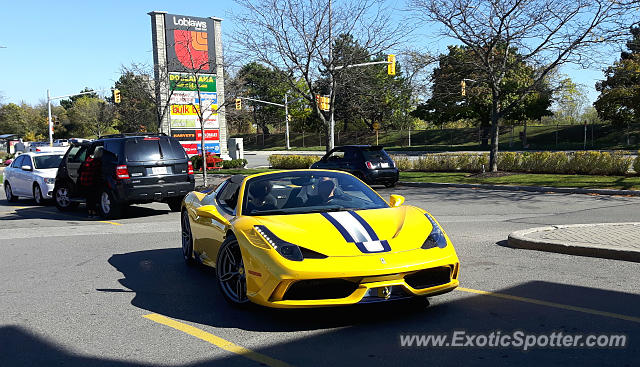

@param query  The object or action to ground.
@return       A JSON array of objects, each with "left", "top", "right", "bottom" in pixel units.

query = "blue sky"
[{"left": 0, "top": 0, "right": 613, "bottom": 106}]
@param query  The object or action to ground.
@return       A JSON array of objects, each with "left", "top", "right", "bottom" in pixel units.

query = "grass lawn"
[
  {"left": 400, "top": 172, "right": 640, "bottom": 190},
  {"left": 198, "top": 168, "right": 640, "bottom": 190}
]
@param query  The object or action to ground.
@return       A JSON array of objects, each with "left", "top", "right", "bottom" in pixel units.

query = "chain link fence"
[{"left": 233, "top": 124, "right": 640, "bottom": 151}]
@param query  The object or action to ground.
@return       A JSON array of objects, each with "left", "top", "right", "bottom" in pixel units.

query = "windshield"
[
  {"left": 242, "top": 171, "right": 388, "bottom": 216},
  {"left": 125, "top": 137, "right": 187, "bottom": 162},
  {"left": 361, "top": 148, "right": 392, "bottom": 163},
  {"left": 33, "top": 154, "right": 64, "bottom": 169}
]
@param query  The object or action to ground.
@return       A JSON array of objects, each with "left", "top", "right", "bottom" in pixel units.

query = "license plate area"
[
  {"left": 379, "top": 162, "right": 390, "bottom": 168},
  {"left": 150, "top": 166, "right": 168, "bottom": 175}
]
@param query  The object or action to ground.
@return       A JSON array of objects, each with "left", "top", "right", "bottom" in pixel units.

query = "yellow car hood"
[{"left": 249, "top": 206, "right": 434, "bottom": 257}]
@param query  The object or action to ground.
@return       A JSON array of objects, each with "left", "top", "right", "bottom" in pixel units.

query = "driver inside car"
[{"left": 248, "top": 180, "right": 277, "bottom": 211}]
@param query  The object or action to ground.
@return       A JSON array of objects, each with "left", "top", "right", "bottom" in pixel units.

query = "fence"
[{"left": 232, "top": 124, "right": 640, "bottom": 151}]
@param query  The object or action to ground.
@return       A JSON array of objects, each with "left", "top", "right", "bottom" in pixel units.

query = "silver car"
[{"left": 3, "top": 152, "right": 64, "bottom": 204}]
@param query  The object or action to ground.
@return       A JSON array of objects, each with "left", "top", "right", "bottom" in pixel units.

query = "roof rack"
[{"left": 98, "top": 132, "right": 167, "bottom": 139}]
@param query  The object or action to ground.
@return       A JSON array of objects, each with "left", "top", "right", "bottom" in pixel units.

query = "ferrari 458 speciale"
[{"left": 180, "top": 169, "right": 459, "bottom": 308}]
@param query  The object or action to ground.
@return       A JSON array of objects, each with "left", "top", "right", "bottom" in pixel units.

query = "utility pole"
[
  {"left": 47, "top": 90, "right": 53, "bottom": 146},
  {"left": 327, "top": 0, "right": 335, "bottom": 152},
  {"left": 237, "top": 95, "right": 300, "bottom": 150}
]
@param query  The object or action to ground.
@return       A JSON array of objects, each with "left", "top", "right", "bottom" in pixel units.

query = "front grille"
[
  {"left": 282, "top": 279, "right": 359, "bottom": 300},
  {"left": 404, "top": 266, "right": 452, "bottom": 290}
]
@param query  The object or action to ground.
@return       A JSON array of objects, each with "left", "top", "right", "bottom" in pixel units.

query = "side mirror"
[
  {"left": 389, "top": 194, "right": 404, "bottom": 207},
  {"left": 21, "top": 165, "right": 33, "bottom": 171},
  {"left": 196, "top": 205, "right": 230, "bottom": 226}
]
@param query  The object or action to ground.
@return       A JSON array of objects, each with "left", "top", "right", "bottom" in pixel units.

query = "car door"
[
  {"left": 319, "top": 149, "right": 346, "bottom": 171},
  {"left": 20, "top": 155, "right": 35, "bottom": 196},
  {"left": 191, "top": 181, "right": 237, "bottom": 266},
  {"left": 66, "top": 145, "right": 89, "bottom": 183},
  {"left": 5, "top": 155, "right": 24, "bottom": 194},
  {"left": 14, "top": 155, "right": 33, "bottom": 195}
]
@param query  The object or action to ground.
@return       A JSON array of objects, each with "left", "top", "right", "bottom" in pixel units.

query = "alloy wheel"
[
  {"left": 217, "top": 240, "right": 248, "bottom": 304},
  {"left": 56, "top": 187, "right": 70, "bottom": 207},
  {"left": 181, "top": 211, "right": 194, "bottom": 262},
  {"left": 100, "top": 192, "right": 111, "bottom": 215},
  {"left": 34, "top": 185, "right": 43, "bottom": 204}
]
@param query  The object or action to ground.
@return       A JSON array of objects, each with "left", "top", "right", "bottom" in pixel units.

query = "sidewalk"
[{"left": 508, "top": 223, "right": 640, "bottom": 262}]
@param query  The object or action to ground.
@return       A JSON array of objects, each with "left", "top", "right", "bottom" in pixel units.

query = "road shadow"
[
  {"left": 0, "top": 325, "right": 272, "bottom": 367},
  {"left": 0, "top": 202, "right": 171, "bottom": 222},
  {"left": 106, "top": 248, "right": 638, "bottom": 363}
]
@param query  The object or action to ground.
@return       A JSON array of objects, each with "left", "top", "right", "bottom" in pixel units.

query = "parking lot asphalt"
[{"left": 1, "top": 183, "right": 639, "bottom": 366}]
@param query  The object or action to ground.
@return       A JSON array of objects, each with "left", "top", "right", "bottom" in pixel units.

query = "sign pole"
[{"left": 47, "top": 89, "right": 53, "bottom": 147}]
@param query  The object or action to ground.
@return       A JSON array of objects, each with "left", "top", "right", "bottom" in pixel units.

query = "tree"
[
  {"left": 112, "top": 71, "right": 157, "bottom": 133},
  {"left": 595, "top": 25, "right": 640, "bottom": 126},
  {"left": 554, "top": 77, "right": 588, "bottom": 125},
  {"left": 411, "top": 0, "right": 636, "bottom": 171},
  {"left": 0, "top": 103, "right": 49, "bottom": 140},
  {"left": 315, "top": 34, "right": 415, "bottom": 132},
  {"left": 59, "top": 88, "right": 98, "bottom": 110},
  {"left": 413, "top": 45, "right": 552, "bottom": 137},
  {"left": 235, "top": 62, "right": 289, "bottom": 135},
  {"left": 233, "top": 0, "right": 407, "bottom": 151},
  {"left": 67, "top": 96, "right": 115, "bottom": 137}
]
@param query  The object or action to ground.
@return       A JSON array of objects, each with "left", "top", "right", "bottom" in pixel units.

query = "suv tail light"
[
  {"left": 187, "top": 161, "right": 194, "bottom": 175},
  {"left": 115, "top": 165, "right": 130, "bottom": 179},
  {"left": 365, "top": 161, "right": 376, "bottom": 169}
]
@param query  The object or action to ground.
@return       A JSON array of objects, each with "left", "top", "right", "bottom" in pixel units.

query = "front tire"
[
  {"left": 5, "top": 182, "right": 18, "bottom": 202},
  {"left": 98, "top": 189, "right": 123, "bottom": 219},
  {"left": 216, "top": 236, "right": 249, "bottom": 306},
  {"left": 181, "top": 210, "right": 195, "bottom": 266},
  {"left": 33, "top": 184, "right": 44, "bottom": 205},
  {"left": 54, "top": 183, "right": 78, "bottom": 211}
]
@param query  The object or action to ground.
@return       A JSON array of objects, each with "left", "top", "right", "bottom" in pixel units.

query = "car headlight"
[
  {"left": 44, "top": 178, "right": 55, "bottom": 184},
  {"left": 254, "top": 225, "right": 304, "bottom": 261},
  {"left": 422, "top": 213, "right": 448, "bottom": 249}
]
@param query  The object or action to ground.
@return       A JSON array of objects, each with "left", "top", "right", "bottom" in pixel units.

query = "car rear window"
[
  {"left": 125, "top": 137, "right": 187, "bottom": 162},
  {"left": 360, "top": 148, "right": 392, "bottom": 163}
]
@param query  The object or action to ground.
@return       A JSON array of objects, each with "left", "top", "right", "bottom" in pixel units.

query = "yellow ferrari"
[{"left": 180, "top": 169, "right": 459, "bottom": 308}]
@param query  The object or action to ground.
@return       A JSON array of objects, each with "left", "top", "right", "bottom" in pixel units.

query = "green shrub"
[
  {"left": 567, "top": 151, "right": 631, "bottom": 175},
  {"left": 190, "top": 155, "right": 203, "bottom": 171},
  {"left": 390, "top": 155, "right": 411, "bottom": 171},
  {"left": 609, "top": 151, "right": 633, "bottom": 175},
  {"left": 222, "top": 159, "right": 247, "bottom": 169},
  {"left": 269, "top": 154, "right": 322, "bottom": 169},
  {"left": 497, "top": 152, "right": 520, "bottom": 172},
  {"left": 634, "top": 152, "right": 640, "bottom": 175}
]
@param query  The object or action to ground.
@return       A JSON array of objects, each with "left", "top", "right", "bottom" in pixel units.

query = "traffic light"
[
  {"left": 113, "top": 89, "right": 121, "bottom": 104},
  {"left": 461, "top": 80, "right": 466, "bottom": 96},
  {"left": 316, "top": 94, "right": 330, "bottom": 111},
  {"left": 235, "top": 98, "right": 242, "bottom": 110},
  {"left": 387, "top": 54, "right": 396, "bottom": 75}
]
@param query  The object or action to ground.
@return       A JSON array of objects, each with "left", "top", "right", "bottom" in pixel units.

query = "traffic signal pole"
[
  {"left": 46, "top": 88, "right": 119, "bottom": 146},
  {"left": 236, "top": 95, "right": 300, "bottom": 150}
]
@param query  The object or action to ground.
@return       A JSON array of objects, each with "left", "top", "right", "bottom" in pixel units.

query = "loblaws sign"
[{"left": 164, "top": 13, "right": 216, "bottom": 73}]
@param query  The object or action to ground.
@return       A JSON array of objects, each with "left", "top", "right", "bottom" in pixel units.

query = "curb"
[
  {"left": 397, "top": 181, "right": 640, "bottom": 197},
  {"left": 507, "top": 223, "right": 640, "bottom": 263}
]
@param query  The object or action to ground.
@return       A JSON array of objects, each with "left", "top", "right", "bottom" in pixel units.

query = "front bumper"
[
  {"left": 40, "top": 182, "right": 55, "bottom": 199},
  {"left": 240, "top": 242, "right": 460, "bottom": 308}
]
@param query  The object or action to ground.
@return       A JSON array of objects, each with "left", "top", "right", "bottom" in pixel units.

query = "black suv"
[
  {"left": 54, "top": 133, "right": 195, "bottom": 218},
  {"left": 310, "top": 145, "right": 399, "bottom": 187}
]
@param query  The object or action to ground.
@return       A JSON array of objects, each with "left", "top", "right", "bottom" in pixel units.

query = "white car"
[{"left": 3, "top": 152, "right": 65, "bottom": 204}]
